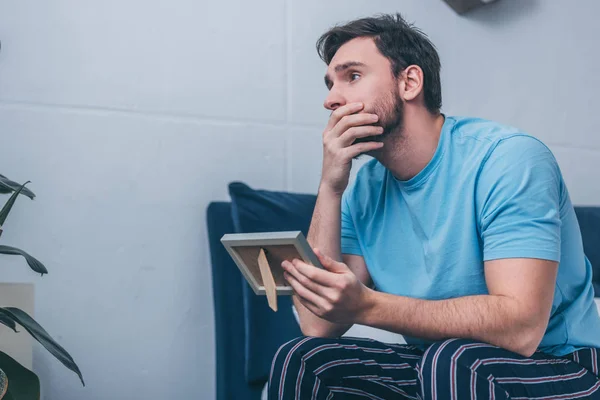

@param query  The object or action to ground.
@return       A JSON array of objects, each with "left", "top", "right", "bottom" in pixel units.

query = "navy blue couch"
[{"left": 207, "top": 182, "right": 600, "bottom": 400}]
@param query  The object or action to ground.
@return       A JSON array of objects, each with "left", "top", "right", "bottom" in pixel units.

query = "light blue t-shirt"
[{"left": 341, "top": 115, "right": 600, "bottom": 356}]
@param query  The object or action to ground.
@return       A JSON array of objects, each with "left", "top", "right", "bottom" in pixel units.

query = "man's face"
[{"left": 323, "top": 37, "right": 404, "bottom": 143}]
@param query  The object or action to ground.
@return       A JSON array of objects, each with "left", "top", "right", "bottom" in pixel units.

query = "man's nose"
[{"left": 323, "top": 89, "right": 346, "bottom": 111}]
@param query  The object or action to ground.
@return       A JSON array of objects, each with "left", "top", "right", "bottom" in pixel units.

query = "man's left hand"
[{"left": 281, "top": 249, "right": 373, "bottom": 324}]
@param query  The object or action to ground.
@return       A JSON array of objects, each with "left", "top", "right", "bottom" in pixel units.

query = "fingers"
[
  {"left": 314, "top": 248, "right": 344, "bottom": 272},
  {"left": 325, "top": 102, "right": 364, "bottom": 131},
  {"left": 325, "top": 113, "right": 380, "bottom": 141},
  {"left": 283, "top": 259, "right": 338, "bottom": 289},
  {"left": 283, "top": 260, "right": 324, "bottom": 295},
  {"left": 338, "top": 125, "right": 384, "bottom": 147},
  {"left": 323, "top": 109, "right": 382, "bottom": 162},
  {"left": 320, "top": 103, "right": 382, "bottom": 195},
  {"left": 283, "top": 269, "right": 328, "bottom": 308},
  {"left": 295, "top": 295, "right": 322, "bottom": 317},
  {"left": 343, "top": 141, "right": 385, "bottom": 158}
]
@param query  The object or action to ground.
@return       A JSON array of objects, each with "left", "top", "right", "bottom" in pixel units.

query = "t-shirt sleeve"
[
  {"left": 476, "top": 135, "right": 562, "bottom": 262},
  {"left": 341, "top": 190, "right": 363, "bottom": 256}
]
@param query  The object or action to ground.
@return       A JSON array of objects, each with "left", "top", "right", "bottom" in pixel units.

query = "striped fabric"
[{"left": 268, "top": 337, "right": 600, "bottom": 399}]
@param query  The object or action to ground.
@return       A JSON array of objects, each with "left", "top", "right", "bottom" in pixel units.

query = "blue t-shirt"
[{"left": 341, "top": 115, "right": 600, "bottom": 356}]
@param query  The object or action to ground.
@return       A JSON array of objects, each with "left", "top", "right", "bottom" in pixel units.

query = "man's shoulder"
[
  {"left": 449, "top": 115, "right": 553, "bottom": 162},
  {"left": 449, "top": 115, "right": 526, "bottom": 143}
]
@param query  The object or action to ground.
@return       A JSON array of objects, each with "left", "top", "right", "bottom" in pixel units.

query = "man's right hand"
[{"left": 320, "top": 102, "right": 384, "bottom": 195}]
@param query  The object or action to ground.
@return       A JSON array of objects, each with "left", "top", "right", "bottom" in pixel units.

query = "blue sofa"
[{"left": 207, "top": 182, "right": 600, "bottom": 400}]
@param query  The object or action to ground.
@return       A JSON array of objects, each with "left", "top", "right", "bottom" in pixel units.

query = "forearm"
[
  {"left": 293, "top": 184, "right": 349, "bottom": 337},
  {"left": 306, "top": 183, "right": 343, "bottom": 261},
  {"left": 359, "top": 291, "right": 545, "bottom": 357}
]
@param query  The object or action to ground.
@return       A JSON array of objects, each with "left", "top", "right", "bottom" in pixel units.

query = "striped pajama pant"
[{"left": 268, "top": 336, "right": 600, "bottom": 399}]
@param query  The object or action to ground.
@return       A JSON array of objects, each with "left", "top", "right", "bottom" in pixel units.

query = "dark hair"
[{"left": 316, "top": 13, "right": 442, "bottom": 114}]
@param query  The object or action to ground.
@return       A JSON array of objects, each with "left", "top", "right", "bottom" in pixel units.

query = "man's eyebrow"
[
  {"left": 334, "top": 61, "right": 366, "bottom": 72},
  {"left": 324, "top": 61, "right": 366, "bottom": 89}
]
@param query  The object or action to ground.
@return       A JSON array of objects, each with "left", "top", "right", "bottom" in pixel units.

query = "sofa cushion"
[
  {"left": 574, "top": 207, "right": 600, "bottom": 295},
  {"left": 207, "top": 202, "right": 261, "bottom": 399},
  {"left": 228, "top": 182, "right": 315, "bottom": 384}
]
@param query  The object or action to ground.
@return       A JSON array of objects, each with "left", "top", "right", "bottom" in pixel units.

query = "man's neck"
[{"left": 375, "top": 108, "right": 445, "bottom": 182}]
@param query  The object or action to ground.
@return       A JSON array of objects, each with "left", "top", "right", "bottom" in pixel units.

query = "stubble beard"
[{"left": 353, "top": 87, "right": 404, "bottom": 159}]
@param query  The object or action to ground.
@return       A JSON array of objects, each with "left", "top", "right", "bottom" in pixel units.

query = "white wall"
[{"left": 0, "top": 0, "right": 599, "bottom": 399}]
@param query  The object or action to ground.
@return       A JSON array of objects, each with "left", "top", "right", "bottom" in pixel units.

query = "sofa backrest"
[{"left": 574, "top": 207, "right": 600, "bottom": 295}]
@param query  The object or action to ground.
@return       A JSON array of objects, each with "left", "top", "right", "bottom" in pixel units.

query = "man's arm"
[
  {"left": 284, "top": 255, "right": 557, "bottom": 357},
  {"left": 293, "top": 184, "right": 372, "bottom": 338},
  {"left": 291, "top": 101, "right": 382, "bottom": 337},
  {"left": 358, "top": 257, "right": 558, "bottom": 357}
]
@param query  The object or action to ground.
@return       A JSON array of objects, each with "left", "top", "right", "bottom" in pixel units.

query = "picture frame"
[{"left": 220, "top": 231, "right": 323, "bottom": 311}]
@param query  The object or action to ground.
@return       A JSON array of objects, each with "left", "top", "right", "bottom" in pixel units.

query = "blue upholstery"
[
  {"left": 207, "top": 182, "right": 600, "bottom": 400},
  {"left": 228, "top": 182, "right": 313, "bottom": 384},
  {"left": 574, "top": 207, "right": 600, "bottom": 295},
  {"left": 207, "top": 202, "right": 265, "bottom": 400}
]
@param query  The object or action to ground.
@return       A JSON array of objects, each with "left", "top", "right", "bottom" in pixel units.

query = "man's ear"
[{"left": 399, "top": 65, "right": 424, "bottom": 102}]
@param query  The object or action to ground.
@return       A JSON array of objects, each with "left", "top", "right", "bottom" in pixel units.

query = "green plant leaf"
[
  {"left": 0, "top": 308, "right": 84, "bottom": 386},
  {"left": 0, "top": 367, "right": 7, "bottom": 399},
  {"left": 0, "top": 181, "right": 31, "bottom": 227},
  {"left": 0, "top": 315, "right": 18, "bottom": 333},
  {"left": 0, "top": 175, "right": 35, "bottom": 200},
  {"left": 0, "top": 351, "right": 39, "bottom": 400},
  {"left": 0, "top": 246, "right": 48, "bottom": 275}
]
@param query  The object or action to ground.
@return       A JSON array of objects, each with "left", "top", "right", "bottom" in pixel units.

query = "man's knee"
[
  {"left": 270, "top": 336, "right": 311, "bottom": 375},
  {"left": 418, "top": 338, "right": 513, "bottom": 398},
  {"left": 419, "top": 338, "right": 491, "bottom": 379},
  {"left": 268, "top": 337, "right": 310, "bottom": 397},
  {"left": 269, "top": 336, "right": 347, "bottom": 399}
]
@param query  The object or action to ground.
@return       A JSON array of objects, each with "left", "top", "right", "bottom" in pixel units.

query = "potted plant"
[{"left": 0, "top": 174, "right": 84, "bottom": 399}]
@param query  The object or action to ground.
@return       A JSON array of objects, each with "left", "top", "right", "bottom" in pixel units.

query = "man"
[{"left": 268, "top": 13, "right": 600, "bottom": 400}]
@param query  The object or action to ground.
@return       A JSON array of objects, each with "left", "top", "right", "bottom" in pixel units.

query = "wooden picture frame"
[{"left": 220, "top": 231, "right": 323, "bottom": 311}]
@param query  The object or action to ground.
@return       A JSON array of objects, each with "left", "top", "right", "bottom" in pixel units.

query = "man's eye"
[{"left": 350, "top": 73, "right": 360, "bottom": 82}]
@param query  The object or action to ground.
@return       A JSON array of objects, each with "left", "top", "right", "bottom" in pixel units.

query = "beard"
[{"left": 353, "top": 87, "right": 404, "bottom": 151}]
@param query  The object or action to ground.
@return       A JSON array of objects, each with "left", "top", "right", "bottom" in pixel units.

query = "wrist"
[
  {"left": 356, "top": 287, "right": 379, "bottom": 326},
  {"left": 318, "top": 182, "right": 345, "bottom": 198}
]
